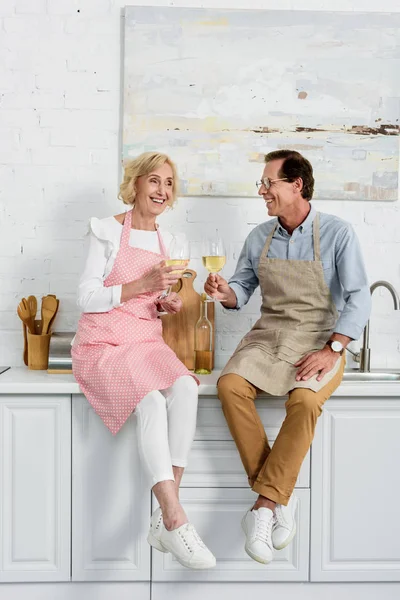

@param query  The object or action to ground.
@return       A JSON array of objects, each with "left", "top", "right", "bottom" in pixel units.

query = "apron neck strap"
[
  {"left": 122, "top": 210, "right": 166, "bottom": 255},
  {"left": 121, "top": 209, "right": 133, "bottom": 247},
  {"left": 156, "top": 227, "right": 168, "bottom": 257},
  {"left": 263, "top": 221, "right": 279, "bottom": 254},
  {"left": 313, "top": 212, "right": 321, "bottom": 261}
]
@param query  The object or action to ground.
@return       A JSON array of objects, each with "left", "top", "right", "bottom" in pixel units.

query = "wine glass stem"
[{"left": 206, "top": 269, "right": 222, "bottom": 301}]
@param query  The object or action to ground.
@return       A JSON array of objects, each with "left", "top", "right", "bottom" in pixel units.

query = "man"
[{"left": 205, "top": 150, "right": 371, "bottom": 565}]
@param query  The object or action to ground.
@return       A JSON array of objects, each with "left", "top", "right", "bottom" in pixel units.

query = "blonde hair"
[{"left": 118, "top": 152, "right": 179, "bottom": 207}]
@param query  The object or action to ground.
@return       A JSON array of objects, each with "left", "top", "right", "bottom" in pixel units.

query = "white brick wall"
[{"left": 1, "top": 0, "right": 400, "bottom": 369}]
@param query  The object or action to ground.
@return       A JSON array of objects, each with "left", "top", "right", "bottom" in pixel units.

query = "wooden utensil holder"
[{"left": 27, "top": 320, "right": 52, "bottom": 370}]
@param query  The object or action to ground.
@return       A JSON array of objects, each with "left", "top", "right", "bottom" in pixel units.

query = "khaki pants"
[{"left": 217, "top": 356, "right": 345, "bottom": 505}]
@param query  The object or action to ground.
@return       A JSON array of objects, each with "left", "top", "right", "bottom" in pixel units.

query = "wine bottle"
[{"left": 194, "top": 293, "right": 213, "bottom": 375}]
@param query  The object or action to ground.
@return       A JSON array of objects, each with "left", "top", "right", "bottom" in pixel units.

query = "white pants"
[{"left": 135, "top": 375, "right": 198, "bottom": 487}]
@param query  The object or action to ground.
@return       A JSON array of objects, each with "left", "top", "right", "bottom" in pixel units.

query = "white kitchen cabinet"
[
  {"left": 0, "top": 395, "right": 71, "bottom": 583},
  {"left": 310, "top": 397, "right": 400, "bottom": 582},
  {"left": 182, "top": 439, "right": 309, "bottom": 488},
  {"left": 152, "top": 488, "right": 310, "bottom": 582},
  {"left": 1, "top": 370, "right": 400, "bottom": 595},
  {"left": 196, "top": 397, "right": 293, "bottom": 441},
  {"left": 189, "top": 397, "right": 309, "bottom": 488},
  {"left": 71, "top": 394, "right": 150, "bottom": 582}
]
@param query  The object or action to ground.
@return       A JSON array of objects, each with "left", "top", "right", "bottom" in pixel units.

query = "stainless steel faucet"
[{"left": 349, "top": 280, "right": 400, "bottom": 372}]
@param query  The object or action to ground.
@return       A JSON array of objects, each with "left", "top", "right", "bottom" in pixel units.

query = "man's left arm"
[{"left": 296, "top": 224, "right": 371, "bottom": 381}]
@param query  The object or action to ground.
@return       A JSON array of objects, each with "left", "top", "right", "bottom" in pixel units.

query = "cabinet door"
[
  {"left": 72, "top": 394, "right": 150, "bottom": 581},
  {"left": 182, "top": 439, "right": 309, "bottom": 488},
  {"left": 191, "top": 397, "right": 309, "bottom": 488},
  {"left": 310, "top": 398, "right": 400, "bottom": 582},
  {"left": 0, "top": 395, "right": 71, "bottom": 582},
  {"left": 152, "top": 488, "right": 310, "bottom": 582},
  {"left": 196, "top": 397, "right": 289, "bottom": 441}
]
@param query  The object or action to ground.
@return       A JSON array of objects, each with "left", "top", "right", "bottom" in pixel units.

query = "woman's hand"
[
  {"left": 155, "top": 292, "right": 182, "bottom": 315},
  {"left": 139, "top": 261, "right": 181, "bottom": 294},
  {"left": 121, "top": 261, "right": 180, "bottom": 303}
]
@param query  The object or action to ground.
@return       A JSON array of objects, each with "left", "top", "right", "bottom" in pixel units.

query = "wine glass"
[
  {"left": 163, "top": 233, "right": 190, "bottom": 297},
  {"left": 202, "top": 231, "right": 226, "bottom": 301}
]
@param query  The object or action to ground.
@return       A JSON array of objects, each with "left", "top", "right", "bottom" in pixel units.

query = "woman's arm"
[
  {"left": 77, "top": 228, "right": 181, "bottom": 312},
  {"left": 77, "top": 231, "right": 124, "bottom": 313}
]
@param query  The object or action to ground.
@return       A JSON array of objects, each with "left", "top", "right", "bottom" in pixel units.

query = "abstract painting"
[{"left": 122, "top": 7, "right": 400, "bottom": 200}]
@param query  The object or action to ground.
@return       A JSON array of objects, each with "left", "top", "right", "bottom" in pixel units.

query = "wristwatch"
[{"left": 326, "top": 340, "right": 344, "bottom": 355}]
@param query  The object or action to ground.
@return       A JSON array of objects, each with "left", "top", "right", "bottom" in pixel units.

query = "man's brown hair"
[{"left": 265, "top": 149, "right": 314, "bottom": 201}]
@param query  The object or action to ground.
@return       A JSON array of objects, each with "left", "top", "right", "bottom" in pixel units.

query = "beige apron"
[{"left": 220, "top": 213, "right": 342, "bottom": 395}]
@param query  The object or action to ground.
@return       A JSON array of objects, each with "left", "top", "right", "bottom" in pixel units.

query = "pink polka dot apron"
[{"left": 72, "top": 209, "right": 199, "bottom": 435}]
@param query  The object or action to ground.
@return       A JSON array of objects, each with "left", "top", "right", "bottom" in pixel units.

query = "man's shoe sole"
[
  {"left": 244, "top": 544, "right": 273, "bottom": 564},
  {"left": 272, "top": 522, "right": 297, "bottom": 551},
  {"left": 241, "top": 515, "right": 273, "bottom": 564}
]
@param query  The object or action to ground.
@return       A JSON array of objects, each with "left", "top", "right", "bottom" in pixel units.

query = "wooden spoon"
[{"left": 41, "top": 295, "right": 58, "bottom": 334}]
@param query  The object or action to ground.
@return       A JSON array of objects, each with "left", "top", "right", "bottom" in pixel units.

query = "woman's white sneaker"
[
  {"left": 147, "top": 507, "right": 168, "bottom": 553},
  {"left": 241, "top": 507, "right": 274, "bottom": 564},
  {"left": 159, "top": 522, "right": 216, "bottom": 569},
  {"left": 272, "top": 494, "right": 298, "bottom": 550}
]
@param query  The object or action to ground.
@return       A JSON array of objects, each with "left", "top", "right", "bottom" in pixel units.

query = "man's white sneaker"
[
  {"left": 272, "top": 494, "right": 298, "bottom": 550},
  {"left": 241, "top": 507, "right": 274, "bottom": 564},
  {"left": 147, "top": 507, "right": 168, "bottom": 553},
  {"left": 159, "top": 522, "right": 216, "bottom": 569}
]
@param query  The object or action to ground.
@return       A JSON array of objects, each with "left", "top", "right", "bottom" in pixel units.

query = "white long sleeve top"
[{"left": 77, "top": 216, "right": 173, "bottom": 313}]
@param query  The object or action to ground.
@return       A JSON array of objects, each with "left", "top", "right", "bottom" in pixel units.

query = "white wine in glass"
[
  {"left": 202, "top": 255, "right": 226, "bottom": 274},
  {"left": 165, "top": 258, "right": 189, "bottom": 275},
  {"left": 164, "top": 234, "right": 190, "bottom": 296},
  {"left": 202, "top": 233, "right": 226, "bottom": 301}
]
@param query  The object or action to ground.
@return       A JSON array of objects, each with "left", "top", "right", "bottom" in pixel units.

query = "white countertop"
[{"left": 1, "top": 367, "right": 400, "bottom": 397}]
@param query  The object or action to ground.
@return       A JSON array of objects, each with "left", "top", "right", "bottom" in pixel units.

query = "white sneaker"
[
  {"left": 159, "top": 522, "right": 216, "bottom": 569},
  {"left": 241, "top": 507, "right": 274, "bottom": 564},
  {"left": 147, "top": 507, "right": 168, "bottom": 553},
  {"left": 272, "top": 494, "right": 298, "bottom": 550}
]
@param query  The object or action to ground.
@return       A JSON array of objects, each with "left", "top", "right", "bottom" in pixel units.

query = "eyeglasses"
[{"left": 256, "top": 177, "right": 288, "bottom": 190}]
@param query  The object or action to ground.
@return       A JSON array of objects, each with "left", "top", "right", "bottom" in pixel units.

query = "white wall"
[{"left": 1, "top": 0, "right": 400, "bottom": 369}]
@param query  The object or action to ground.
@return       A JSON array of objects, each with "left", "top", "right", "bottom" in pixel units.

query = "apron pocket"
[{"left": 275, "top": 330, "right": 328, "bottom": 365}]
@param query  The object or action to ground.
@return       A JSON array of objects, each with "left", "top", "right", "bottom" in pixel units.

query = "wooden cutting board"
[{"left": 161, "top": 269, "right": 214, "bottom": 371}]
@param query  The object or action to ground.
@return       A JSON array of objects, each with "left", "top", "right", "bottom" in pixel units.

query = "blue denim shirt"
[{"left": 228, "top": 205, "right": 371, "bottom": 341}]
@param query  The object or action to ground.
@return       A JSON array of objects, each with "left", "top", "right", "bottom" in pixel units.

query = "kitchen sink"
[{"left": 343, "top": 370, "right": 400, "bottom": 382}]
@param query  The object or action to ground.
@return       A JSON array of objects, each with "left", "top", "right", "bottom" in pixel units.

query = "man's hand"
[
  {"left": 204, "top": 274, "right": 236, "bottom": 307},
  {"left": 155, "top": 292, "right": 182, "bottom": 315},
  {"left": 294, "top": 346, "right": 339, "bottom": 382}
]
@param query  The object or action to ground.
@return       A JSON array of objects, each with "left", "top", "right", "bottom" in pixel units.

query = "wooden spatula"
[
  {"left": 17, "top": 299, "right": 35, "bottom": 334},
  {"left": 27, "top": 295, "right": 37, "bottom": 320},
  {"left": 48, "top": 298, "right": 59, "bottom": 332},
  {"left": 41, "top": 295, "right": 58, "bottom": 334}
]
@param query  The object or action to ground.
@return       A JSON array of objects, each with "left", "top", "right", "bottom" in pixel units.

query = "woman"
[{"left": 72, "top": 151, "right": 216, "bottom": 570}]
